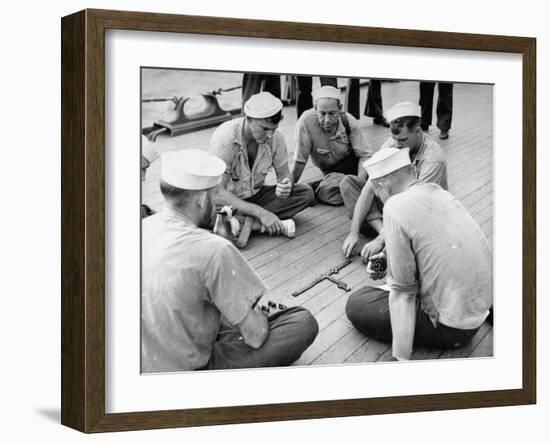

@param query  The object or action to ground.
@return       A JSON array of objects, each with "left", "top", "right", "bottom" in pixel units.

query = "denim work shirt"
[
  {"left": 380, "top": 133, "right": 448, "bottom": 190},
  {"left": 141, "top": 208, "right": 266, "bottom": 373},
  {"left": 209, "top": 117, "right": 290, "bottom": 200},
  {"left": 293, "top": 109, "right": 373, "bottom": 172},
  {"left": 384, "top": 182, "right": 492, "bottom": 330}
]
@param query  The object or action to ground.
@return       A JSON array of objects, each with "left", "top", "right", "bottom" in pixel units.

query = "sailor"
[
  {"left": 345, "top": 147, "right": 492, "bottom": 360},
  {"left": 290, "top": 86, "right": 373, "bottom": 205},
  {"left": 141, "top": 149, "right": 318, "bottom": 372},
  {"left": 141, "top": 136, "right": 160, "bottom": 218},
  {"left": 341, "top": 101, "right": 448, "bottom": 262},
  {"left": 209, "top": 92, "right": 314, "bottom": 243}
]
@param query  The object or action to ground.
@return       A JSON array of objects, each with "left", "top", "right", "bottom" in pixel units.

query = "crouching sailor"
[
  {"left": 345, "top": 147, "right": 492, "bottom": 361},
  {"left": 141, "top": 149, "right": 318, "bottom": 372}
]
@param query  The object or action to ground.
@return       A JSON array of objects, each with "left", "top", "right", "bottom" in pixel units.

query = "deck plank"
[{"left": 344, "top": 339, "right": 391, "bottom": 364}]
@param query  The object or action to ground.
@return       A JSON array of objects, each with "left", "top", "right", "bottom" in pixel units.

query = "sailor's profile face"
[
  {"left": 315, "top": 98, "right": 341, "bottom": 134},
  {"left": 248, "top": 118, "right": 279, "bottom": 143}
]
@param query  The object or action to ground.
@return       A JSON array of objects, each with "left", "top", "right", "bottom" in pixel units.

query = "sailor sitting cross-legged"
[
  {"left": 208, "top": 92, "right": 314, "bottom": 247},
  {"left": 141, "top": 149, "right": 318, "bottom": 372},
  {"left": 345, "top": 147, "right": 492, "bottom": 361},
  {"left": 291, "top": 86, "right": 373, "bottom": 206}
]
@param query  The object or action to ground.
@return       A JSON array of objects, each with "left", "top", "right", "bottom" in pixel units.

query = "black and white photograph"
[{"left": 140, "top": 69, "right": 494, "bottom": 373}]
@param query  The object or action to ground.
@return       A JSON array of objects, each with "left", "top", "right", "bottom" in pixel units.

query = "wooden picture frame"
[{"left": 61, "top": 8, "right": 536, "bottom": 433}]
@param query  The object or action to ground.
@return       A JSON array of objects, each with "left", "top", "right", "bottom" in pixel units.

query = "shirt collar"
[
  {"left": 163, "top": 206, "right": 197, "bottom": 227},
  {"left": 407, "top": 178, "right": 423, "bottom": 189}
]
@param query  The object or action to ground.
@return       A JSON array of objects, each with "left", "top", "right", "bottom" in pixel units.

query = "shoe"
[
  {"left": 373, "top": 117, "right": 390, "bottom": 127},
  {"left": 281, "top": 219, "right": 295, "bottom": 238},
  {"left": 439, "top": 130, "right": 449, "bottom": 140}
]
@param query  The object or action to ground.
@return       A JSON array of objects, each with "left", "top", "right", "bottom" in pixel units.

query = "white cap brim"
[
  {"left": 384, "top": 102, "right": 421, "bottom": 123},
  {"left": 363, "top": 147, "right": 411, "bottom": 179},
  {"left": 160, "top": 149, "right": 226, "bottom": 190},
  {"left": 244, "top": 91, "right": 283, "bottom": 118},
  {"left": 311, "top": 86, "right": 341, "bottom": 103}
]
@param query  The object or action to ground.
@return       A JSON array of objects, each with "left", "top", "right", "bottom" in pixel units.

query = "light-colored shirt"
[
  {"left": 141, "top": 208, "right": 266, "bottom": 373},
  {"left": 294, "top": 109, "right": 373, "bottom": 172},
  {"left": 384, "top": 182, "right": 492, "bottom": 330},
  {"left": 209, "top": 117, "right": 289, "bottom": 200},
  {"left": 380, "top": 133, "right": 448, "bottom": 190}
]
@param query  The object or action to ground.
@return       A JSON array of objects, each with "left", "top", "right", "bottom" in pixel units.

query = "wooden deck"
[{"left": 142, "top": 79, "right": 494, "bottom": 364}]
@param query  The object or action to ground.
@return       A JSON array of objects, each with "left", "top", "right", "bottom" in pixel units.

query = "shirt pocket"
[{"left": 252, "top": 167, "right": 271, "bottom": 184}]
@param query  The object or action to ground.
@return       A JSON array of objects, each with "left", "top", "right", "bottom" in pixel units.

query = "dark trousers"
[
  {"left": 364, "top": 79, "right": 384, "bottom": 119},
  {"left": 341, "top": 79, "right": 384, "bottom": 121},
  {"left": 419, "top": 82, "right": 454, "bottom": 131},
  {"left": 246, "top": 183, "right": 314, "bottom": 220},
  {"left": 345, "top": 286, "right": 480, "bottom": 350},
  {"left": 206, "top": 306, "right": 319, "bottom": 369},
  {"left": 312, "top": 154, "right": 361, "bottom": 206},
  {"left": 242, "top": 74, "right": 282, "bottom": 109},
  {"left": 296, "top": 76, "right": 339, "bottom": 118}
]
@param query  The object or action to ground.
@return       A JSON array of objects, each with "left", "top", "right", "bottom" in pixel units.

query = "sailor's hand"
[
  {"left": 276, "top": 177, "right": 292, "bottom": 199},
  {"left": 260, "top": 210, "right": 283, "bottom": 236},
  {"left": 342, "top": 232, "right": 360, "bottom": 258},
  {"left": 361, "top": 236, "right": 385, "bottom": 263},
  {"left": 366, "top": 252, "right": 387, "bottom": 280}
]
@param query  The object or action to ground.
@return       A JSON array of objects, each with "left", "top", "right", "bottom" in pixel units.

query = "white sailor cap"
[
  {"left": 363, "top": 147, "right": 411, "bottom": 179},
  {"left": 243, "top": 92, "right": 283, "bottom": 119},
  {"left": 311, "top": 86, "right": 341, "bottom": 103},
  {"left": 142, "top": 136, "right": 160, "bottom": 164},
  {"left": 384, "top": 102, "right": 421, "bottom": 123},
  {"left": 160, "top": 149, "right": 226, "bottom": 190}
]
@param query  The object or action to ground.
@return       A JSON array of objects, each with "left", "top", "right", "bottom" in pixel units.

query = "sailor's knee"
[
  {"left": 288, "top": 306, "right": 319, "bottom": 344},
  {"left": 339, "top": 174, "right": 355, "bottom": 194},
  {"left": 345, "top": 291, "right": 362, "bottom": 326},
  {"left": 293, "top": 183, "right": 315, "bottom": 205}
]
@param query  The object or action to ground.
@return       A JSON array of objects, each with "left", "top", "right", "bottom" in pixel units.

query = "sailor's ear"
[{"left": 197, "top": 190, "right": 209, "bottom": 208}]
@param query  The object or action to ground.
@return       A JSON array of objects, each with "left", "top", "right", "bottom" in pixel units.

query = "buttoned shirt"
[
  {"left": 141, "top": 208, "right": 266, "bottom": 373},
  {"left": 384, "top": 182, "right": 492, "bottom": 330},
  {"left": 209, "top": 117, "right": 289, "bottom": 200},
  {"left": 294, "top": 109, "right": 373, "bottom": 172},
  {"left": 380, "top": 133, "right": 448, "bottom": 190}
]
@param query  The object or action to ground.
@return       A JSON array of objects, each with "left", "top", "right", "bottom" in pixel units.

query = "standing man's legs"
[
  {"left": 345, "top": 78, "right": 361, "bottom": 120},
  {"left": 419, "top": 81, "right": 436, "bottom": 131},
  {"left": 436, "top": 82, "right": 453, "bottom": 137},
  {"left": 242, "top": 74, "right": 282, "bottom": 110},
  {"left": 296, "top": 76, "right": 313, "bottom": 118},
  {"left": 364, "top": 79, "right": 388, "bottom": 126}
]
